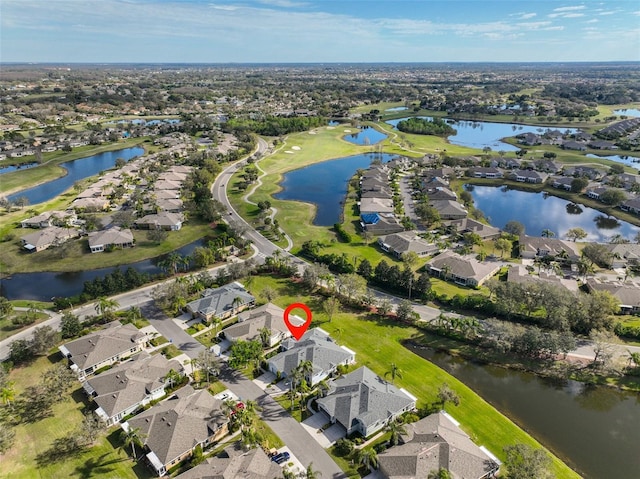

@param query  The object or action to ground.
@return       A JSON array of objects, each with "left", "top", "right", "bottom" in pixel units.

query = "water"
[
  {"left": 385, "top": 106, "right": 409, "bottom": 112},
  {"left": 7, "top": 147, "right": 144, "bottom": 205},
  {"left": 468, "top": 185, "right": 640, "bottom": 242},
  {"left": 613, "top": 108, "right": 640, "bottom": 118},
  {"left": 386, "top": 117, "right": 577, "bottom": 152},
  {"left": 343, "top": 126, "right": 388, "bottom": 145},
  {"left": 275, "top": 152, "right": 396, "bottom": 226},
  {"left": 586, "top": 153, "right": 640, "bottom": 168},
  {"left": 0, "top": 162, "right": 38, "bottom": 175},
  {"left": 0, "top": 239, "right": 204, "bottom": 301},
  {"left": 406, "top": 344, "right": 640, "bottom": 479}
]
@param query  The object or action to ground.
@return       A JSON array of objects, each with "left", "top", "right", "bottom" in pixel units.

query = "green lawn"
[
  {"left": 0, "top": 311, "right": 49, "bottom": 341},
  {"left": 244, "top": 274, "right": 581, "bottom": 479},
  {"left": 1, "top": 354, "right": 149, "bottom": 479}
]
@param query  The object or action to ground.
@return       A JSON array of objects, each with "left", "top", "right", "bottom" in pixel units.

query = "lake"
[
  {"left": 275, "top": 152, "right": 396, "bottom": 226},
  {"left": 0, "top": 239, "right": 205, "bottom": 301},
  {"left": 386, "top": 117, "right": 577, "bottom": 152},
  {"left": 586, "top": 153, "right": 640, "bottom": 167},
  {"left": 0, "top": 162, "right": 38, "bottom": 175},
  {"left": 342, "top": 126, "right": 388, "bottom": 145},
  {"left": 385, "top": 106, "right": 409, "bottom": 112},
  {"left": 467, "top": 185, "right": 640, "bottom": 242},
  {"left": 613, "top": 108, "right": 640, "bottom": 118},
  {"left": 7, "top": 147, "right": 144, "bottom": 205},
  {"left": 407, "top": 344, "right": 640, "bottom": 479}
]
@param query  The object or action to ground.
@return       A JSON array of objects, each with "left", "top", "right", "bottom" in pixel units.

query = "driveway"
[
  {"left": 301, "top": 411, "right": 346, "bottom": 448},
  {"left": 140, "top": 302, "right": 205, "bottom": 359}
]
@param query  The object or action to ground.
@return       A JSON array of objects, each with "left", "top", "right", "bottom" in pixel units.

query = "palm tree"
[
  {"left": 577, "top": 257, "right": 595, "bottom": 281},
  {"left": 439, "top": 264, "right": 451, "bottom": 281},
  {"left": 212, "top": 317, "right": 222, "bottom": 337},
  {"left": 259, "top": 327, "right": 271, "bottom": 348},
  {"left": 315, "top": 379, "right": 330, "bottom": 398},
  {"left": 231, "top": 296, "right": 244, "bottom": 314},
  {"left": 356, "top": 447, "right": 379, "bottom": 471},
  {"left": 120, "top": 426, "right": 145, "bottom": 460},
  {"left": 384, "top": 363, "right": 403, "bottom": 384},
  {"left": 303, "top": 463, "right": 322, "bottom": 479},
  {"left": 541, "top": 228, "right": 555, "bottom": 238},
  {"left": 126, "top": 306, "right": 142, "bottom": 324},
  {"left": 1, "top": 381, "right": 15, "bottom": 407},
  {"left": 386, "top": 419, "right": 407, "bottom": 446},
  {"left": 95, "top": 296, "right": 119, "bottom": 319},
  {"left": 297, "top": 360, "right": 314, "bottom": 384}
]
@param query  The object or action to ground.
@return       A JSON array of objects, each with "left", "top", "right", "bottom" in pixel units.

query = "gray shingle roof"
[
  {"left": 187, "top": 282, "right": 255, "bottom": 320},
  {"left": 224, "top": 302, "right": 291, "bottom": 343},
  {"left": 126, "top": 385, "right": 227, "bottom": 467},
  {"left": 317, "top": 366, "right": 415, "bottom": 434},
  {"left": 175, "top": 445, "right": 281, "bottom": 479}
]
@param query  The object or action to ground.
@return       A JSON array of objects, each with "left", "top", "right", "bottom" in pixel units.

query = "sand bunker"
[
  {"left": 308, "top": 131, "right": 316, "bottom": 135},
  {"left": 291, "top": 146, "right": 301, "bottom": 150},
  {"left": 344, "top": 129, "right": 352, "bottom": 132},
  {"left": 284, "top": 150, "right": 294, "bottom": 154}
]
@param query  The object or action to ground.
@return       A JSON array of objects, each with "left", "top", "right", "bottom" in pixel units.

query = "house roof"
[
  {"left": 21, "top": 210, "right": 73, "bottom": 227},
  {"left": 605, "top": 243, "right": 640, "bottom": 262},
  {"left": 360, "top": 197, "right": 395, "bottom": 214},
  {"left": 506, "top": 264, "right": 578, "bottom": 292},
  {"left": 175, "top": 445, "right": 281, "bottom": 479},
  {"left": 126, "top": 385, "right": 227, "bottom": 467},
  {"left": 268, "top": 328, "right": 354, "bottom": 378},
  {"left": 586, "top": 278, "right": 640, "bottom": 308},
  {"left": 21, "top": 226, "right": 78, "bottom": 249},
  {"left": 378, "top": 231, "right": 438, "bottom": 256},
  {"left": 446, "top": 218, "right": 501, "bottom": 239},
  {"left": 88, "top": 226, "right": 134, "bottom": 249},
  {"left": 224, "top": 302, "right": 294, "bottom": 342},
  {"left": 85, "top": 352, "right": 182, "bottom": 419},
  {"left": 59, "top": 321, "right": 146, "bottom": 371},
  {"left": 429, "top": 199, "right": 467, "bottom": 217},
  {"left": 317, "top": 366, "right": 415, "bottom": 433},
  {"left": 186, "top": 282, "right": 255, "bottom": 319},
  {"left": 518, "top": 236, "right": 580, "bottom": 259},
  {"left": 378, "top": 412, "right": 499, "bottom": 479},
  {"left": 135, "top": 212, "right": 184, "bottom": 227},
  {"left": 426, "top": 251, "right": 500, "bottom": 284}
]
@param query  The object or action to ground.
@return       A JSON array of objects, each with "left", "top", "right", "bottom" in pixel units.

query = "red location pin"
[{"left": 283, "top": 303, "right": 312, "bottom": 341}]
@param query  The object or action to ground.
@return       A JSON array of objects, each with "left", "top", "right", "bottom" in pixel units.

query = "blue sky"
[{"left": 2, "top": 0, "right": 639, "bottom": 63}]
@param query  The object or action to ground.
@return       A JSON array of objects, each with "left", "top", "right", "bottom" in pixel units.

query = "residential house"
[
  {"left": 423, "top": 187, "right": 457, "bottom": 201},
  {"left": 267, "top": 328, "right": 355, "bottom": 385},
  {"left": 563, "top": 166, "right": 604, "bottom": 180},
  {"left": 21, "top": 226, "right": 79, "bottom": 252},
  {"left": 378, "top": 412, "right": 500, "bottom": 479},
  {"left": 508, "top": 170, "right": 548, "bottom": 184},
  {"left": 317, "top": 366, "right": 416, "bottom": 437},
  {"left": 59, "top": 321, "right": 147, "bottom": 380},
  {"left": 83, "top": 352, "right": 183, "bottom": 426},
  {"left": 533, "top": 159, "right": 562, "bottom": 173},
  {"left": 588, "top": 140, "right": 618, "bottom": 150},
  {"left": 446, "top": 217, "right": 501, "bottom": 240},
  {"left": 174, "top": 445, "right": 281, "bottom": 479},
  {"left": 223, "top": 302, "right": 295, "bottom": 347},
  {"left": 122, "top": 385, "right": 229, "bottom": 476},
  {"left": 378, "top": 231, "right": 438, "bottom": 259},
  {"left": 20, "top": 210, "right": 76, "bottom": 228},
  {"left": 359, "top": 197, "right": 395, "bottom": 215},
  {"left": 360, "top": 213, "right": 404, "bottom": 236},
  {"left": 88, "top": 226, "right": 135, "bottom": 253},
  {"left": 551, "top": 177, "right": 574, "bottom": 191},
  {"left": 562, "top": 140, "right": 587, "bottom": 151},
  {"left": 186, "top": 282, "right": 255, "bottom": 322},
  {"left": 506, "top": 264, "right": 578, "bottom": 292},
  {"left": 586, "top": 278, "right": 640, "bottom": 314},
  {"left": 135, "top": 212, "right": 184, "bottom": 231},
  {"left": 621, "top": 197, "right": 640, "bottom": 215},
  {"left": 426, "top": 251, "right": 501, "bottom": 287},
  {"left": 72, "top": 197, "right": 110, "bottom": 211},
  {"left": 467, "top": 167, "right": 503, "bottom": 179},
  {"left": 586, "top": 186, "right": 610, "bottom": 200},
  {"left": 518, "top": 236, "right": 581, "bottom": 261},
  {"left": 429, "top": 199, "right": 467, "bottom": 220},
  {"left": 604, "top": 243, "right": 640, "bottom": 269},
  {"left": 156, "top": 198, "right": 184, "bottom": 213}
]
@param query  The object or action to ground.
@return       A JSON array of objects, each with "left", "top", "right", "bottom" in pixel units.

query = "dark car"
[{"left": 271, "top": 451, "right": 290, "bottom": 464}]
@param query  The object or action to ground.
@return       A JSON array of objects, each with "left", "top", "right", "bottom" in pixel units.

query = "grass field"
[
  {"left": 1, "top": 354, "right": 149, "bottom": 479},
  {"left": 245, "top": 274, "right": 581, "bottom": 479},
  {"left": 0, "top": 311, "right": 49, "bottom": 341}
]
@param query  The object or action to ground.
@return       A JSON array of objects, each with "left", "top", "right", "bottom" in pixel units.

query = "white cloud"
[
  {"left": 585, "top": 19, "right": 599, "bottom": 23},
  {"left": 563, "top": 13, "right": 585, "bottom": 18},
  {"left": 256, "top": 0, "right": 308, "bottom": 7},
  {"left": 553, "top": 6, "right": 586, "bottom": 12},
  {"left": 518, "top": 13, "right": 537, "bottom": 20}
]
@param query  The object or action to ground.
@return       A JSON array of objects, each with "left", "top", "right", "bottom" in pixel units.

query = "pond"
[
  {"left": 7, "top": 147, "right": 144, "bottom": 205},
  {"left": 385, "top": 106, "right": 409, "bottom": 112},
  {"left": 0, "top": 162, "right": 38, "bottom": 175},
  {"left": 0, "top": 239, "right": 205, "bottom": 301},
  {"left": 386, "top": 117, "right": 577, "bottom": 152},
  {"left": 613, "top": 108, "right": 640, "bottom": 118},
  {"left": 586, "top": 153, "right": 640, "bottom": 168},
  {"left": 275, "top": 152, "right": 396, "bottom": 226},
  {"left": 467, "top": 185, "right": 640, "bottom": 242},
  {"left": 406, "top": 343, "right": 640, "bottom": 479},
  {"left": 342, "top": 126, "right": 388, "bottom": 145}
]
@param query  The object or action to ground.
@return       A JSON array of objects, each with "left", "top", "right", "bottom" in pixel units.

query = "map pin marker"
[{"left": 283, "top": 303, "right": 312, "bottom": 341}]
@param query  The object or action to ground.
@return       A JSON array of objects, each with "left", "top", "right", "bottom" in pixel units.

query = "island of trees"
[{"left": 396, "top": 117, "right": 456, "bottom": 136}]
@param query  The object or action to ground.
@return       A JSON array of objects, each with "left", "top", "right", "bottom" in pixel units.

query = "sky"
[{"left": 1, "top": 0, "right": 639, "bottom": 63}]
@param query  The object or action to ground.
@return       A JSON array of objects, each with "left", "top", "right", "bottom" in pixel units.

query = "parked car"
[{"left": 271, "top": 451, "right": 290, "bottom": 464}]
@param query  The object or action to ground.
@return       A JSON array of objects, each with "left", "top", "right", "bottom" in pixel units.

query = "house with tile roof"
[
  {"left": 267, "top": 328, "right": 355, "bottom": 385},
  {"left": 175, "top": 445, "right": 281, "bottom": 479},
  {"left": 83, "top": 352, "right": 183, "bottom": 426},
  {"left": 135, "top": 212, "right": 184, "bottom": 231},
  {"left": 20, "top": 210, "right": 77, "bottom": 228},
  {"left": 426, "top": 251, "right": 501, "bottom": 287},
  {"left": 378, "top": 412, "right": 500, "bottom": 479},
  {"left": 223, "top": 302, "right": 295, "bottom": 347},
  {"left": 317, "top": 366, "right": 416, "bottom": 437},
  {"left": 122, "top": 385, "right": 229, "bottom": 476},
  {"left": 360, "top": 212, "right": 404, "bottom": 236},
  {"left": 88, "top": 226, "right": 134, "bottom": 253},
  {"left": 21, "top": 226, "right": 79, "bottom": 252},
  {"left": 378, "top": 231, "right": 438, "bottom": 259},
  {"left": 59, "top": 321, "right": 147, "bottom": 380},
  {"left": 186, "top": 282, "right": 255, "bottom": 322},
  {"left": 446, "top": 218, "right": 501, "bottom": 240},
  {"left": 518, "top": 236, "right": 580, "bottom": 261}
]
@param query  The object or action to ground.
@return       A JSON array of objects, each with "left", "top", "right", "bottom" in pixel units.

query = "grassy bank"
[
  {"left": 246, "top": 274, "right": 580, "bottom": 479},
  {"left": 0, "top": 137, "right": 148, "bottom": 196}
]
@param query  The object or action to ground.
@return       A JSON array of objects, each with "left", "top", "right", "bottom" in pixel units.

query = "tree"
[
  {"left": 570, "top": 177, "right": 589, "bottom": 193},
  {"left": 494, "top": 237, "right": 512, "bottom": 258},
  {"left": 504, "top": 220, "right": 525, "bottom": 237},
  {"left": 428, "top": 469, "right": 453, "bottom": 479},
  {"left": 337, "top": 273, "right": 367, "bottom": 300},
  {"left": 437, "top": 383, "right": 460, "bottom": 409},
  {"left": 385, "top": 363, "right": 403, "bottom": 384},
  {"left": 356, "top": 447, "right": 379, "bottom": 471},
  {"left": 60, "top": 311, "right": 82, "bottom": 339},
  {"left": 31, "top": 325, "right": 58, "bottom": 356},
  {"left": 322, "top": 296, "right": 340, "bottom": 322},
  {"left": 377, "top": 298, "right": 393, "bottom": 317},
  {"left": 303, "top": 463, "right": 322, "bottom": 479},
  {"left": 600, "top": 189, "right": 626, "bottom": 207},
  {"left": 302, "top": 263, "right": 328, "bottom": 290},
  {"left": 503, "top": 443, "right": 553, "bottom": 479},
  {"left": 386, "top": 419, "right": 407, "bottom": 446},
  {"left": 259, "top": 327, "right": 271, "bottom": 347},
  {"left": 120, "top": 426, "right": 145, "bottom": 460},
  {"left": 0, "top": 297, "right": 12, "bottom": 319},
  {"left": 260, "top": 286, "right": 277, "bottom": 303},
  {"left": 581, "top": 243, "right": 613, "bottom": 268},
  {"left": 396, "top": 299, "right": 416, "bottom": 323},
  {"left": 77, "top": 413, "right": 104, "bottom": 446},
  {"left": 415, "top": 202, "right": 441, "bottom": 227},
  {"left": 566, "top": 227, "right": 587, "bottom": 242},
  {"left": 590, "top": 328, "right": 618, "bottom": 371},
  {"left": 9, "top": 339, "right": 31, "bottom": 364},
  {"left": 147, "top": 228, "right": 168, "bottom": 243},
  {"left": 357, "top": 258, "right": 373, "bottom": 279},
  {"left": 0, "top": 423, "right": 15, "bottom": 453},
  {"left": 94, "top": 296, "right": 119, "bottom": 320},
  {"left": 540, "top": 229, "right": 555, "bottom": 238},
  {"left": 196, "top": 348, "right": 219, "bottom": 385},
  {"left": 1, "top": 380, "right": 15, "bottom": 407}
]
